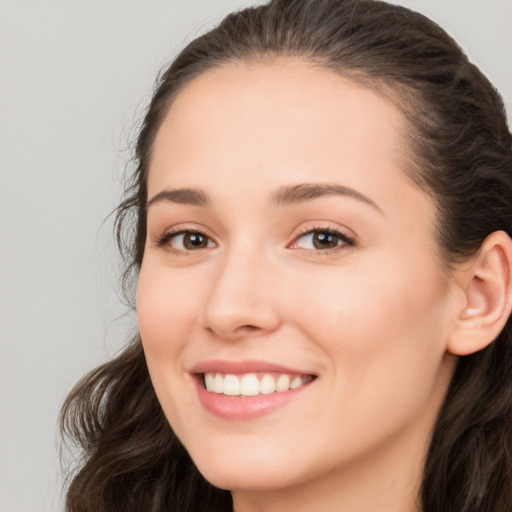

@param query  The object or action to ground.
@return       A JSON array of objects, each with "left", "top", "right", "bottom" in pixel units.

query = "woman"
[{"left": 60, "top": 0, "right": 512, "bottom": 510}]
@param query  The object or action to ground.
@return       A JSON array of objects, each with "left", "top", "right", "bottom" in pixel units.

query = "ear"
[{"left": 447, "top": 231, "right": 512, "bottom": 356}]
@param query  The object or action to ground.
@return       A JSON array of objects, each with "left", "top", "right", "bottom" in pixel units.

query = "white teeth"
[
  {"left": 275, "top": 374, "right": 291, "bottom": 392},
  {"left": 240, "top": 374, "right": 260, "bottom": 396},
  {"left": 213, "top": 373, "right": 224, "bottom": 394},
  {"left": 204, "top": 372, "right": 215, "bottom": 391},
  {"left": 203, "top": 372, "right": 312, "bottom": 396},
  {"left": 223, "top": 374, "right": 240, "bottom": 396},
  {"left": 290, "top": 376, "right": 303, "bottom": 390},
  {"left": 260, "top": 374, "right": 276, "bottom": 394}
]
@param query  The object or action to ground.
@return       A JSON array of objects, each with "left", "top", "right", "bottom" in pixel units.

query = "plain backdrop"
[{"left": 1, "top": 1, "right": 511, "bottom": 511}]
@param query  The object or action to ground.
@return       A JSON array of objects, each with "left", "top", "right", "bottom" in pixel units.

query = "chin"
[
  {"left": 198, "top": 464, "right": 292, "bottom": 492},
  {"left": 186, "top": 441, "right": 302, "bottom": 492}
]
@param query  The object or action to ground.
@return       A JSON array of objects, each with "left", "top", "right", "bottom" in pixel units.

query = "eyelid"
[
  {"left": 152, "top": 222, "right": 355, "bottom": 256},
  {"left": 287, "top": 224, "right": 356, "bottom": 253},
  {"left": 154, "top": 225, "right": 217, "bottom": 254}
]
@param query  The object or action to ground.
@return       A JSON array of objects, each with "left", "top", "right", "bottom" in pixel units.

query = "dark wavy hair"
[{"left": 60, "top": 0, "right": 512, "bottom": 510}]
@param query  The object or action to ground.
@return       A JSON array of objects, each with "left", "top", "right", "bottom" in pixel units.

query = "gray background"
[{"left": 1, "top": 1, "right": 511, "bottom": 511}]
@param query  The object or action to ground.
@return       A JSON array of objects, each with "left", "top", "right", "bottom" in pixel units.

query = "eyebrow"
[
  {"left": 147, "top": 188, "right": 210, "bottom": 208},
  {"left": 271, "top": 183, "right": 382, "bottom": 213},
  {"left": 146, "top": 182, "right": 382, "bottom": 213}
]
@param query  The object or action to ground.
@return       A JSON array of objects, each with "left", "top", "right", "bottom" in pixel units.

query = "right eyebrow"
[
  {"left": 146, "top": 188, "right": 210, "bottom": 208},
  {"left": 271, "top": 182, "right": 383, "bottom": 214}
]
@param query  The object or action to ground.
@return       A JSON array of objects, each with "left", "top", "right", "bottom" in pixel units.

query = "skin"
[{"left": 137, "top": 61, "right": 462, "bottom": 512}]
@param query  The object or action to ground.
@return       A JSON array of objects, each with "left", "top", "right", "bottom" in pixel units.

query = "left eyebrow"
[
  {"left": 146, "top": 188, "right": 211, "bottom": 208},
  {"left": 271, "top": 183, "right": 383, "bottom": 214}
]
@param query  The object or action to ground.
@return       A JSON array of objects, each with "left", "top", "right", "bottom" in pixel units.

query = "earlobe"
[{"left": 448, "top": 231, "right": 512, "bottom": 356}]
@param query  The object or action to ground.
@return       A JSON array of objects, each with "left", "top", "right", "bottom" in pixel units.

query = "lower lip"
[{"left": 194, "top": 377, "right": 313, "bottom": 420}]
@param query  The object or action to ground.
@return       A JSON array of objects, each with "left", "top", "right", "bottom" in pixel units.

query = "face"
[{"left": 137, "top": 61, "right": 458, "bottom": 499}]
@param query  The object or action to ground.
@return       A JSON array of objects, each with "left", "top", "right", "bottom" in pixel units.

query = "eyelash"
[
  {"left": 155, "top": 226, "right": 356, "bottom": 256},
  {"left": 290, "top": 226, "right": 356, "bottom": 255},
  {"left": 155, "top": 228, "right": 215, "bottom": 255}
]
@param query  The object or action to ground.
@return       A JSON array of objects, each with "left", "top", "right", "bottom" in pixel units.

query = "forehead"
[{"left": 148, "top": 60, "right": 416, "bottom": 209}]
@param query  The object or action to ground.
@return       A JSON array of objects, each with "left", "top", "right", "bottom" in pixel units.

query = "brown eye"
[
  {"left": 182, "top": 232, "right": 209, "bottom": 249},
  {"left": 311, "top": 232, "right": 341, "bottom": 249},
  {"left": 292, "top": 229, "right": 354, "bottom": 252},
  {"left": 160, "top": 231, "right": 215, "bottom": 252}
]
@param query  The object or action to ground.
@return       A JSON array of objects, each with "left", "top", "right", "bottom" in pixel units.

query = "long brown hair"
[{"left": 61, "top": 1, "right": 512, "bottom": 510}]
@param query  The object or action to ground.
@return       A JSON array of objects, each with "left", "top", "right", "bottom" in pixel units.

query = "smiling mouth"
[{"left": 203, "top": 372, "right": 316, "bottom": 397}]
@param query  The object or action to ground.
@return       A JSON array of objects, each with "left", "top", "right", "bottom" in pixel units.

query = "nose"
[{"left": 200, "top": 246, "right": 282, "bottom": 340}]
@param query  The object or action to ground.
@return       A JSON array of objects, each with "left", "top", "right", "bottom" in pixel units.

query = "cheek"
[
  {"left": 136, "top": 260, "right": 205, "bottom": 426},
  {"left": 283, "top": 258, "right": 453, "bottom": 452},
  {"left": 137, "top": 260, "right": 204, "bottom": 357},
  {"left": 287, "top": 252, "right": 450, "bottom": 378}
]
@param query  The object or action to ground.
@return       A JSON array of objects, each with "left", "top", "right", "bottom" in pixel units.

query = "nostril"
[{"left": 237, "top": 325, "right": 260, "bottom": 332}]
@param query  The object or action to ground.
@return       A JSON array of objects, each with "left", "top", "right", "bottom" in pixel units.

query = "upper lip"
[{"left": 190, "top": 359, "right": 316, "bottom": 376}]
